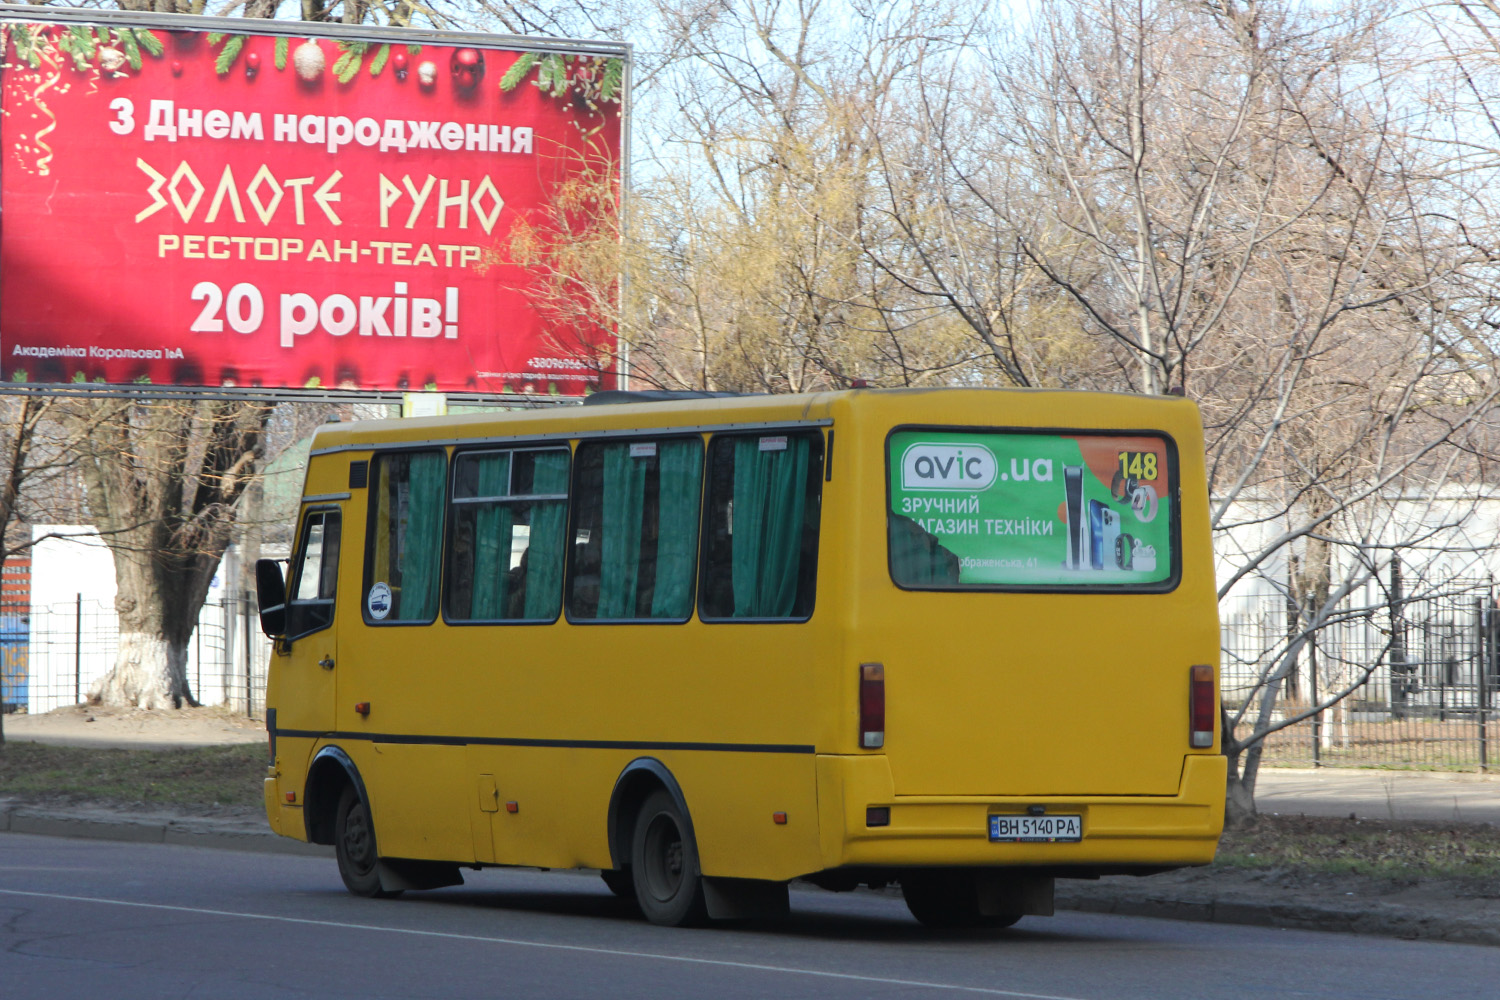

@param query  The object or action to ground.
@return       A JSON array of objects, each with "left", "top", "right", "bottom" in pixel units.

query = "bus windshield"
[{"left": 887, "top": 428, "right": 1177, "bottom": 590}]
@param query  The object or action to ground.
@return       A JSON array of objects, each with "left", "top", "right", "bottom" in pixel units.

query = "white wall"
[
  {"left": 1214, "top": 490, "right": 1500, "bottom": 614},
  {"left": 26, "top": 527, "right": 117, "bottom": 712},
  {"left": 24, "top": 526, "right": 261, "bottom": 713}
]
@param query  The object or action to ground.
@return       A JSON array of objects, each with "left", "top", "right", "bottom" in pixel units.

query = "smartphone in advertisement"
[{"left": 1089, "top": 500, "right": 1121, "bottom": 571}]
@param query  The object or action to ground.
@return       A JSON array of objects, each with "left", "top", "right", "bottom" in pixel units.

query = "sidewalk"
[
  {"left": 1255, "top": 766, "right": 1500, "bottom": 824},
  {"left": 1, "top": 704, "right": 265, "bottom": 751}
]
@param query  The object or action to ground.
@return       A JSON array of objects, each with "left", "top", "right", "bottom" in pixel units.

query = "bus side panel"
[
  {"left": 462, "top": 747, "right": 823, "bottom": 881},
  {"left": 358, "top": 742, "right": 476, "bottom": 863},
  {"left": 447, "top": 619, "right": 833, "bottom": 878},
  {"left": 335, "top": 607, "right": 475, "bottom": 859},
  {"left": 670, "top": 752, "right": 822, "bottom": 882},
  {"left": 471, "top": 745, "right": 596, "bottom": 871}
]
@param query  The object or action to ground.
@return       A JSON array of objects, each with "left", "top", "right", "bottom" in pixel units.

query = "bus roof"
[{"left": 306, "top": 387, "right": 1202, "bottom": 455}]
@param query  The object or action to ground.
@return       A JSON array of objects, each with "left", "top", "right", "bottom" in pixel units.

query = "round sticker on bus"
[{"left": 367, "top": 582, "right": 392, "bottom": 620}]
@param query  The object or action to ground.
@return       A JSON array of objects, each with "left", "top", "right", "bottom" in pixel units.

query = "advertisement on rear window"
[
  {"left": 0, "top": 14, "right": 623, "bottom": 393},
  {"left": 888, "top": 429, "right": 1175, "bottom": 588}
]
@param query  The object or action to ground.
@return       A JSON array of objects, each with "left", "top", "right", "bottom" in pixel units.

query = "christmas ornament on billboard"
[
  {"left": 293, "top": 39, "right": 324, "bottom": 81},
  {"left": 98, "top": 46, "right": 127, "bottom": 76},
  {"left": 392, "top": 50, "right": 408, "bottom": 80},
  {"left": 450, "top": 47, "right": 484, "bottom": 90},
  {"left": 3, "top": 22, "right": 165, "bottom": 175},
  {"left": 417, "top": 59, "right": 437, "bottom": 88}
]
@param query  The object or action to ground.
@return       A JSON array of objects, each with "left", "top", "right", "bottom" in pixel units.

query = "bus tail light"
[
  {"left": 1190, "top": 665, "right": 1215, "bottom": 748},
  {"left": 860, "top": 663, "right": 885, "bottom": 749}
]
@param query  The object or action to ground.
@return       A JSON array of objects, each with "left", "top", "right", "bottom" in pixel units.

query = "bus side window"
[
  {"left": 445, "top": 447, "right": 569, "bottom": 622},
  {"left": 567, "top": 437, "right": 703, "bottom": 621},
  {"left": 364, "top": 450, "right": 447, "bottom": 624},
  {"left": 699, "top": 431, "right": 823, "bottom": 620},
  {"left": 287, "top": 509, "right": 340, "bottom": 638}
]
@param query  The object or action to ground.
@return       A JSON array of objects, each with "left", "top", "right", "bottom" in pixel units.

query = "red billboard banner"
[{"left": 0, "top": 13, "right": 624, "bottom": 394}]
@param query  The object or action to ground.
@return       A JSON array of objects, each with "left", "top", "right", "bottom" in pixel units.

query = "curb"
[
  {"left": 2, "top": 805, "right": 1493, "bottom": 946},
  {"left": 1054, "top": 884, "right": 1500, "bottom": 947},
  {"left": 0, "top": 804, "right": 332, "bottom": 858}
]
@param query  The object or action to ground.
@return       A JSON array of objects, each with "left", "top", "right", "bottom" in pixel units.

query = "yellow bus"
[{"left": 256, "top": 387, "right": 1224, "bottom": 928}]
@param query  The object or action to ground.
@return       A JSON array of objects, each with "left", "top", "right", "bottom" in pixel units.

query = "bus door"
[{"left": 275, "top": 505, "right": 343, "bottom": 740}]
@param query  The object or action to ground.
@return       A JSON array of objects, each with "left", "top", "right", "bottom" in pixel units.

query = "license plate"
[{"left": 989, "top": 814, "right": 1082, "bottom": 842}]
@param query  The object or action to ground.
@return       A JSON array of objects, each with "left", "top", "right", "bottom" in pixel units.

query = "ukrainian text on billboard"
[{"left": 0, "top": 18, "right": 622, "bottom": 393}]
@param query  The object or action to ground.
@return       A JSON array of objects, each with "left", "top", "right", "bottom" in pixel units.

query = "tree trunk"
[
  {"left": 1224, "top": 758, "right": 1258, "bottom": 828},
  {"left": 69, "top": 398, "right": 268, "bottom": 711},
  {"left": 89, "top": 632, "right": 189, "bottom": 710},
  {"left": 88, "top": 539, "right": 205, "bottom": 709},
  {"left": 1223, "top": 708, "right": 1259, "bottom": 828}
]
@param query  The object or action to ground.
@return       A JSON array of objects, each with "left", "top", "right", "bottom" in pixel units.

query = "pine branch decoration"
[
  {"left": 501, "top": 52, "right": 538, "bottom": 91},
  {"left": 213, "top": 35, "right": 245, "bottom": 76}
]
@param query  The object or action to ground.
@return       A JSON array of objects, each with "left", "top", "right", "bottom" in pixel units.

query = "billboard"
[{"left": 0, "top": 10, "right": 625, "bottom": 394}]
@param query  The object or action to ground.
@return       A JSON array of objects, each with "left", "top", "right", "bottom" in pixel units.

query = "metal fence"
[
  {"left": 1222, "top": 576, "right": 1499, "bottom": 771},
  {"left": 5, "top": 573, "right": 1499, "bottom": 773},
  {"left": 0, "top": 593, "right": 270, "bottom": 717}
]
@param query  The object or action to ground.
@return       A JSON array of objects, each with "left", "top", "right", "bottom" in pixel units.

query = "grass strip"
[
  {"left": 1217, "top": 814, "right": 1500, "bottom": 880},
  {"left": 4, "top": 741, "right": 1499, "bottom": 886},
  {"left": 0, "top": 741, "right": 265, "bottom": 809}
]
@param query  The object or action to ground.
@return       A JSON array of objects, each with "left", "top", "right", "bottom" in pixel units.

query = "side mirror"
[{"left": 256, "top": 558, "right": 287, "bottom": 637}]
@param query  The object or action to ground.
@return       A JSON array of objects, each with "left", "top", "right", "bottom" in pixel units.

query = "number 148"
[{"left": 1119, "top": 451, "right": 1158, "bottom": 481}]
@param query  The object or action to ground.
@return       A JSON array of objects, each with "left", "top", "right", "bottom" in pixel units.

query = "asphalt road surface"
[{"left": 2, "top": 833, "right": 1496, "bottom": 1000}]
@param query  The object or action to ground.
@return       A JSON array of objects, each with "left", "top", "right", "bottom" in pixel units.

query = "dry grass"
[
  {"left": 1217, "top": 814, "right": 1500, "bottom": 880},
  {"left": 0, "top": 741, "right": 265, "bottom": 809}
]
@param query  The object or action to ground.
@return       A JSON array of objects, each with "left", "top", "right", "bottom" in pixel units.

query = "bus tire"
[
  {"left": 902, "top": 871, "right": 1020, "bottom": 929},
  {"left": 631, "top": 789, "right": 707, "bottom": 926},
  {"left": 335, "top": 785, "right": 401, "bottom": 899}
]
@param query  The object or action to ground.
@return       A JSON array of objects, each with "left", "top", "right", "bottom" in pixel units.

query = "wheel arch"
[
  {"left": 304, "top": 745, "right": 369, "bottom": 846},
  {"left": 606, "top": 757, "right": 695, "bottom": 871}
]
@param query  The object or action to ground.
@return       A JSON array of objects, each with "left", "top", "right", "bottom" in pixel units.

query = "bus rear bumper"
[{"left": 816, "top": 753, "right": 1226, "bottom": 872}]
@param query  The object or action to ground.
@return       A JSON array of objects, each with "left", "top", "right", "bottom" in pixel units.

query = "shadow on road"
[{"left": 390, "top": 877, "right": 1098, "bottom": 944}]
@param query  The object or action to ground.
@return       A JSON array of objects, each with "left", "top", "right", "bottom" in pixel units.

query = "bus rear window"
[{"left": 887, "top": 429, "right": 1177, "bottom": 590}]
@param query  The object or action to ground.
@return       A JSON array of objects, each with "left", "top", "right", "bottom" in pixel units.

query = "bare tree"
[
  {"left": 513, "top": 0, "right": 995, "bottom": 393},
  {"left": 489, "top": 0, "right": 1500, "bottom": 824},
  {"left": 6, "top": 0, "right": 414, "bottom": 711},
  {"left": 836, "top": 0, "right": 1500, "bottom": 821},
  {"left": 0, "top": 392, "right": 129, "bottom": 736},
  {"left": 0, "top": 395, "right": 62, "bottom": 741},
  {"left": 62, "top": 398, "right": 271, "bottom": 709}
]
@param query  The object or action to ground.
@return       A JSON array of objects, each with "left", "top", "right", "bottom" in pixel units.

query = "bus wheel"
[
  {"left": 902, "top": 872, "right": 1020, "bottom": 929},
  {"left": 601, "top": 868, "right": 635, "bottom": 898},
  {"left": 631, "top": 789, "right": 707, "bottom": 926},
  {"left": 335, "top": 786, "right": 401, "bottom": 899}
]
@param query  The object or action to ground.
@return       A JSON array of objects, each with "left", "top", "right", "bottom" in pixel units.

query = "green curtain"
[
  {"left": 888, "top": 513, "right": 961, "bottom": 586},
  {"left": 470, "top": 453, "right": 513, "bottom": 618},
  {"left": 651, "top": 440, "right": 702, "bottom": 618},
  {"left": 730, "top": 436, "right": 809, "bottom": 617},
  {"left": 599, "top": 444, "right": 647, "bottom": 618},
  {"left": 397, "top": 451, "right": 446, "bottom": 620},
  {"left": 522, "top": 449, "right": 570, "bottom": 619}
]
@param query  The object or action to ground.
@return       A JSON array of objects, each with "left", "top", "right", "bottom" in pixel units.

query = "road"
[{"left": 1, "top": 833, "right": 1496, "bottom": 1000}]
